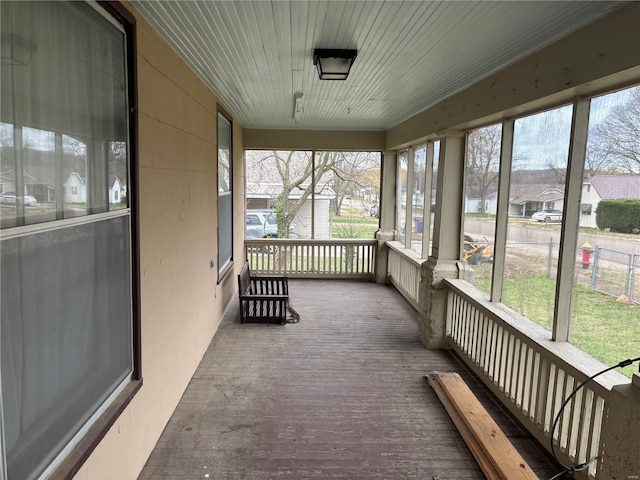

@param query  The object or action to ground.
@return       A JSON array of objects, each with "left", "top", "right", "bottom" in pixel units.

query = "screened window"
[
  {"left": 244, "top": 150, "right": 380, "bottom": 240},
  {"left": 502, "top": 106, "right": 573, "bottom": 331},
  {"left": 570, "top": 85, "right": 640, "bottom": 377},
  {"left": 463, "top": 124, "right": 501, "bottom": 294},
  {"left": 397, "top": 151, "right": 409, "bottom": 245},
  {"left": 0, "top": 2, "right": 134, "bottom": 478}
]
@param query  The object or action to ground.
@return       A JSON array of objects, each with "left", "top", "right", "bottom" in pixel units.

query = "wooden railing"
[
  {"left": 244, "top": 238, "right": 376, "bottom": 280},
  {"left": 444, "top": 278, "right": 628, "bottom": 479},
  {"left": 386, "top": 241, "right": 423, "bottom": 309}
]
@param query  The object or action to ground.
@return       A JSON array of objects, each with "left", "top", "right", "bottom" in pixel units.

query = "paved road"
[{"left": 464, "top": 217, "right": 640, "bottom": 255}]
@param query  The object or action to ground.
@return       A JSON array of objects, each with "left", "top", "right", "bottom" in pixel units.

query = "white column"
[
  {"left": 418, "top": 132, "right": 471, "bottom": 348},
  {"left": 375, "top": 150, "right": 398, "bottom": 284},
  {"left": 554, "top": 98, "right": 590, "bottom": 341}
]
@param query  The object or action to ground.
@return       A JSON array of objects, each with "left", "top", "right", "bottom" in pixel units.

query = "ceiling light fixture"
[{"left": 313, "top": 49, "right": 357, "bottom": 81}]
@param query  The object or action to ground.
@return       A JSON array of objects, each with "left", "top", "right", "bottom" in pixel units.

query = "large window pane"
[
  {"left": 570, "top": 85, "right": 640, "bottom": 377},
  {"left": 245, "top": 150, "right": 312, "bottom": 239},
  {"left": 1, "top": 217, "right": 132, "bottom": 479},
  {"left": 410, "top": 146, "right": 426, "bottom": 255},
  {"left": 244, "top": 150, "right": 380, "bottom": 242},
  {"left": 0, "top": 2, "right": 133, "bottom": 478},
  {"left": 0, "top": 1, "right": 128, "bottom": 226},
  {"left": 217, "top": 111, "right": 233, "bottom": 277},
  {"left": 463, "top": 125, "right": 501, "bottom": 294},
  {"left": 504, "top": 106, "right": 573, "bottom": 331},
  {"left": 316, "top": 151, "right": 380, "bottom": 241},
  {"left": 397, "top": 151, "right": 409, "bottom": 244}
]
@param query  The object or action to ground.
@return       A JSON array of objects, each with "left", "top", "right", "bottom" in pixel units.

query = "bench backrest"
[{"left": 238, "top": 262, "right": 251, "bottom": 294}]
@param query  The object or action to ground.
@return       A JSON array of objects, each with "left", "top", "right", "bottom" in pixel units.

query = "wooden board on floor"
[{"left": 426, "top": 372, "right": 539, "bottom": 480}]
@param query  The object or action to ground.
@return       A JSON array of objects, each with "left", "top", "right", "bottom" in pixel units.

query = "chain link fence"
[
  {"left": 591, "top": 246, "right": 639, "bottom": 304},
  {"left": 469, "top": 239, "right": 639, "bottom": 305}
]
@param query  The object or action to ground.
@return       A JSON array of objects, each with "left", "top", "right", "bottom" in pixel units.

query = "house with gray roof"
[
  {"left": 508, "top": 184, "right": 565, "bottom": 218},
  {"left": 581, "top": 175, "right": 640, "bottom": 228}
]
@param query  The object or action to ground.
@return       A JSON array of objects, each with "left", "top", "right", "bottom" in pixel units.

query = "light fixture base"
[{"left": 313, "top": 48, "right": 357, "bottom": 81}]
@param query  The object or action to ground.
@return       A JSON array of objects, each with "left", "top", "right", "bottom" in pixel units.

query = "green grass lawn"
[
  {"left": 474, "top": 273, "right": 640, "bottom": 378},
  {"left": 332, "top": 215, "right": 378, "bottom": 225}
]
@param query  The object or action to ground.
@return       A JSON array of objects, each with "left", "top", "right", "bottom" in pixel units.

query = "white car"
[
  {"left": 531, "top": 209, "right": 562, "bottom": 223},
  {"left": 0, "top": 192, "right": 37, "bottom": 206}
]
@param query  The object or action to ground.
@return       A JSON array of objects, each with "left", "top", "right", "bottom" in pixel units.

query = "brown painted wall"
[
  {"left": 243, "top": 128, "right": 386, "bottom": 151},
  {"left": 75, "top": 2, "right": 245, "bottom": 478}
]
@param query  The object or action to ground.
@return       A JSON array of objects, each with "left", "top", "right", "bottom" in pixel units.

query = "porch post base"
[
  {"left": 375, "top": 230, "right": 395, "bottom": 285},
  {"left": 598, "top": 373, "right": 640, "bottom": 480},
  {"left": 418, "top": 258, "right": 474, "bottom": 349}
]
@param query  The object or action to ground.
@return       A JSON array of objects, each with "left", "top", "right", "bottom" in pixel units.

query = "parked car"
[
  {"left": 245, "top": 210, "right": 296, "bottom": 238},
  {"left": 0, "top": 192, "right": 37, "bottom": 206},
  {"left": 531, "top": 209, "right": 563, "bottom": 223}
]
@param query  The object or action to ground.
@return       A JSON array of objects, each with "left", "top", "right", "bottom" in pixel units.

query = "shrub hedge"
[{"left": 595, "top": 199, "right": 640, "bottom": 233}]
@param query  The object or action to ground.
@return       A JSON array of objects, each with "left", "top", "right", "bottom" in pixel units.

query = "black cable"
[{"left": 548, "top": 356, "right": 640, "bottom": 480}]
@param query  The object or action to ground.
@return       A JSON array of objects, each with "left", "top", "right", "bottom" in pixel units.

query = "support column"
[
  {"left": 418, "top": 132, "right": 472, "bottom": 348},
  {"left": 598, "top": 373, "right": 640, "bottom": 479},
  {"left": 375, "top": 150, "right": 397, "bottom": 284}
]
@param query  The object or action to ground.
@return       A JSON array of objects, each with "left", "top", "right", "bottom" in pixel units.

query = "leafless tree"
[
  {"left": 246, "top": 150, "right": 379, "bottom": 237},
  {"left": 593, "top": 87, "right": 640, "bottom": 174},
  {"left": 466, "top": 124, "right": 501, "bottom": 214}
]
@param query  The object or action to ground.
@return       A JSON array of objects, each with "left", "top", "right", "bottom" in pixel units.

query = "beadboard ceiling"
[{"left": 131, "top": 1, "right": 623, "bottom": 131}]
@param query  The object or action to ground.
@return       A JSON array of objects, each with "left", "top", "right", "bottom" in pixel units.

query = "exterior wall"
[
  {"left": 75, "top": 3, "right": 245, "bottom": 479},
  {"left": 464, "top": 196, "right": 497, "bottom": 215},
  {"left": 64, "top": 173, "right": 87, "bottom": 203},
  {"left": 244, "top": 128, "right": 385, "bottom": 151},
  {"left": 110, "top": 179, "right": 121, "bottom": 204},
  {"left": 292, "top": 198, "right": 331, "bottom": 239},
  {"left": 580, "top": 183, "right": 600, "bottom": 229}
]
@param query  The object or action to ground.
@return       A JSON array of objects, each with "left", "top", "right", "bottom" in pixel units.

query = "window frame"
[
  {"left": 217, "top": 107, "right": 234, "bottom": 282},
  {"left": 0, "top": 1, "right": 143, "bottom": 478}
]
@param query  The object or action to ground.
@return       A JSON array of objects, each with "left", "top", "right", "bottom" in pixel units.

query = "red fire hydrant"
[{"left": 582, "top": 242, "right": 593, "bottom": 269}]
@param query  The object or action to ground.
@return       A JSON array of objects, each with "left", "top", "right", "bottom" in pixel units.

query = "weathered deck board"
[{"left": 139, "top": 280, "right": 559, "bottom": 479}]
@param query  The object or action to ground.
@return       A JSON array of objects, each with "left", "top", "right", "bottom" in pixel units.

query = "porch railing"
[
  {"left": 386, "top": 241, "right": 423, "bottom": 309},
  {"left": 244, "top": 238, "right": 376, "bottom": 280},
  {"left": 444, "top": 278, "right": 627, "bottom": 479}
]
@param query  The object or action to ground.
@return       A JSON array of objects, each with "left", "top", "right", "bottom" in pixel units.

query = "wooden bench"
[{"left": 237, "top": 261, "right": 289, "bottom": 324}]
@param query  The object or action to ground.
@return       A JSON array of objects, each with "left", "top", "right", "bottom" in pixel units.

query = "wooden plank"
[{"left": 427, "top": 372, "right": 539, "bottom": 480}]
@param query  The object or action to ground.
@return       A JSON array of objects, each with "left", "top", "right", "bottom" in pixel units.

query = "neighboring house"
[
  {"left": 464, "top": 186, "right": 498, "bottom": 214},
  {"left": 1, "top": 170, "right": 55, "bottom": 202},
  {"left": 246, "top": 183, "right": 336, "bottom": 239},
  {"left": 580, "top": 175, "right": 640, "bottom": 228},
  {"left": 64, "top": 172, "right": 124, "bottom": 204},
  {"left": 508, "top": 184, "right": 565, "bottom": 217},
  {"left": 109, "top": 175, "right": 124, "bottom": 204},
  {"left": 64, "top": 172, "right": 87, "bottom": 203}
]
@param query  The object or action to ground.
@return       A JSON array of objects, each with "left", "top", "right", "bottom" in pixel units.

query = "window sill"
[{"left": 49, "top": 378, "right": 143, "bottom": 480}]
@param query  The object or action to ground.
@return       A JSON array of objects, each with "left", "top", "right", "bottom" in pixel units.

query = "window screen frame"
[
  {"left": 217, "top": 107, "right": 234, "bottom": 282},
  {"left": 0, "top": 1, "right": 142, "bottom": 478}
]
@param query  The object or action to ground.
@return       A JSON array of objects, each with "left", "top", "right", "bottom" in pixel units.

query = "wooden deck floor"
[{"left": 139, "top": 280, "right": 560, "bottom": 479}]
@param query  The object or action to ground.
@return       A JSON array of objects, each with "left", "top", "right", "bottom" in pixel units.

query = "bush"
[{"left": 596, "top": 199, "right": 640, "bottom": 233}]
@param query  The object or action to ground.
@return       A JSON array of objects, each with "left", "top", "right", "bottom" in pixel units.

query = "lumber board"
[{"left": 426, "top": 372, "right": 539, "bottom": 480}]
